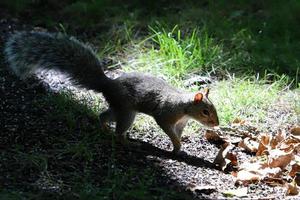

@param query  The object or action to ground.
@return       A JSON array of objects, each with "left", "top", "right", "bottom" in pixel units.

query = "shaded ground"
[{"left": 1, "top": 20, "right": 299, "bottom": 199}]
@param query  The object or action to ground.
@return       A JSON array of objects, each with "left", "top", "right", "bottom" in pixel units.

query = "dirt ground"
[{"left": 0, "top": 19, "right": 299, "bottom": 200}]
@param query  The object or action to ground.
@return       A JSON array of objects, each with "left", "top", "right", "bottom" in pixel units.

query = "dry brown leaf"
[
  {"left": 238, "top": 137, "right": 259, "bottom": 153},
  {"left": 232, "top": 118, "right": 246, "bottom": 126},
  {"left": 237, "top": 164, "right": 283, "bottom": 186},
  {"left": 295, "top": 155, "right": 300, "bottom": 163},
  {"left": 209, "top": 123, "right": 300, "bottom": 189},
  {"left": 187, "top": 183, "right": 217, "bottom": 194},
  {"left": 240, "top": 160, "right": 265, "bottom": 170},
  {"left": 235, "top": 161, "right": 266, "bottom": 185},
  {"left": 231, "top": 171, "right": 238, "bottom": 177},
  {"left": 213, "top": 143, "right": 230, "bottom": 169},
  {"left": 260, "top": 167, "right": 282, "bottom": 179},
  {"left": 268, "top": 149, "right": 294, "bottom": 169},
  {"left": 232, "top": 118, "right": 240, "bottom": 123},
  {"left": 256, "top": 134, "right": 272, "bottom": 156},
  {"left": 230, "top": 137, "right": 244, "bottom": 144},
  {"left": 292, "top": 143, "right": 300, "bottom": 155},
  {"left": 260, "top": 134, "right": 271, "bottom": 145},
  {"left": 270, "top": 130, "right": 285, "bottom": 149},
  {"left": 295, "top": 173, "right": 300, "bottom": 186},
  {"left": 235, "top": 170, "right": 261, "bottom": 185},
  {"left": 281, "top": 138, "right": 300, "bottom": 155},
  {"left": 286, "top": 136, "right": 300, "bottom": 144},
  {"left": 290, "top": 163, "right": 300, "bottom": 177},
  {"left": 279, "top": 143, "right": 295, "bottom": 152},
  {"left": 213, "top": 143, "right": 237, "bottom": 170},
  {"left": 286, "top": 181, "right": 299, "bottom": 196},
  {"left": 205, "top": 130, "right": 226, "bottom": 143},
  {"left": 222, "top": 187, "right": 248, "bottom": 197},
  {"left": 291, "top": 156, "right": 300, "bottom": 184},
  {"left": 264, "top": 177, "right": 285, "bottom": 186},
  {"left": 256, "top": 141, "right": 268, "bottom": 156},
  {"left": 239, "top": 160, "right": 266, "bottom": 172},
  {"left": 227, "top": 152, "right": 238, "bottom": 167},
  {"left": 291, "top": 126, "right": 300, "bottom": 136}
]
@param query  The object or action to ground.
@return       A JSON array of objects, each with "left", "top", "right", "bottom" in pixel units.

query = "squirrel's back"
[{"left": 4, "top": 31, "right": 107, "bottom": 91}]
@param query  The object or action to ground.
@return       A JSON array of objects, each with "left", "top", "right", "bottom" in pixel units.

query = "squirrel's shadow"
[{"left": 126, "top": 139, "right": 219, "bottom": 170}]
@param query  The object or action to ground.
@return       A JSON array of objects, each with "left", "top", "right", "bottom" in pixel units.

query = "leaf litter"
[{"left": 206, "top": 121, "right": 300, "bottom": 197}]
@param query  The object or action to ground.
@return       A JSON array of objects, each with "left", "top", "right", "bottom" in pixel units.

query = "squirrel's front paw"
[
  {"left": 100, "top": 122, "right": 113, "bottom": 133},
  {"left": 173, "top": 149, "right": 188, "bottom": 157},
  {"left": 116, "top": 135, "right": 141, "bottom": 147},
  {"left": 116, "top": 135, "right": 128, "bottom": 145}
]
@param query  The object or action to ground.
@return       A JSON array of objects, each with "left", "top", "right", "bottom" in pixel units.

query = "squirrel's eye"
[{"left": 202, "top": 109, "right": 209, "bottom": 116}]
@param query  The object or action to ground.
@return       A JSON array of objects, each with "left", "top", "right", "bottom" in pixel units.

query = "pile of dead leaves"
[{"left": 206, "top": 120, "right": 300, "bottom": 196}]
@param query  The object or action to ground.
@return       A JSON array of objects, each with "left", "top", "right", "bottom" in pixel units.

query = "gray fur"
[
  {"left": 4, "top": 31, "right": 107, "bottom": 90},
  {"left": 4, "top": 31, "right": 219, "bottom": 153}
]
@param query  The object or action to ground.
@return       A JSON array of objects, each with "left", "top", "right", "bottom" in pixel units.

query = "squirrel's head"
[{"left": 186, "top": 88, "right": 219, "bottom": 127}]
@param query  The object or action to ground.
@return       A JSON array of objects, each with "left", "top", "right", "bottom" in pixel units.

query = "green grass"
[
  {"left": 2, "top": 0, "right": 300, "bottom": 82},
  {"left": 114, "top": 0, "right": 300, "bottom": 83},
  {"left": 0, "top": 0, "right": 32, "bottom": 13},
  {"left": 119, "top": 25, "right": 225, "bottom": 86},
  {"left": 0, "top": 190, "right": 24, "bottom": 200},
  {"left": 211, "top": 76, "right": 288, "bottom": 125},
  {"left": 147, "top": 25, "right": 224, "bottom": 78}
]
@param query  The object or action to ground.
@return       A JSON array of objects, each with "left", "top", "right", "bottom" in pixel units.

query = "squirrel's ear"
[
  {"left": 194, "top": 93, "right": 203, "bottom": 104},
  {"left": 203, "top": 88, "right": 209, "bottom": 98}
]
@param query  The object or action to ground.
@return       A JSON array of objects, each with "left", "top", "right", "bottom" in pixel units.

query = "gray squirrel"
[{"left": 4, "top": 31, "right": 219, "bottom": 154}]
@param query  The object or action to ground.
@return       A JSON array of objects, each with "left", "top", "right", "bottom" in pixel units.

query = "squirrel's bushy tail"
[{"left": 4, "top": 31, "right": 109, "bottom": 91}]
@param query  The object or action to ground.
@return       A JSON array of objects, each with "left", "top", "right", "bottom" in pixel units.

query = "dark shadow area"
[
  {"left": 0, "top": 53, "right": 205, "bottom": 199},
  {"left": 0, "top": 68, "right": 191, "bottom": 199},
  {"left": 126, "top": 140, "right": 218, "bottom": 170}
]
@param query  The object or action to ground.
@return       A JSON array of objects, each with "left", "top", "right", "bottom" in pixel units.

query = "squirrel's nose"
[
  {"left": 214, "top": 117, "right": 219, "bottom": 126},
  {"left": 210, "top": 117, "right": 219, "bottom": 127},
  {"left": 207, "top": 120, "right": 219, "bottom": 127}
]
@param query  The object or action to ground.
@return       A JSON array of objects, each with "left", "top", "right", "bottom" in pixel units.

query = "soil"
[{"left": 0, "top": 19, "right": 298, "bottom": 200}]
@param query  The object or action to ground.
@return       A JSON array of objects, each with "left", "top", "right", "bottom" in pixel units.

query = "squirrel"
[{"left": 4, "top": 31, "right": 219, "bottom": 154}]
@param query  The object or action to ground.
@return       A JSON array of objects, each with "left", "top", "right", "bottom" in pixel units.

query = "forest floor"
[{"left": 1, "top": 1, "right": 300, "bottom": 199}]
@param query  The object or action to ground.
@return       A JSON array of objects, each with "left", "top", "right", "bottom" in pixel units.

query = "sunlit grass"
[
  {"left": 114, "top": 25, "right": 295, "bottom": 127},
  {"left": 211, "top": 76, "right": 288, "bottom": 125},
  {"left": 122, "top": 26, "right": 226, "bottom": 79},
  {"left": 148, "top": 26, "right": 224, "bottom": 77}
]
